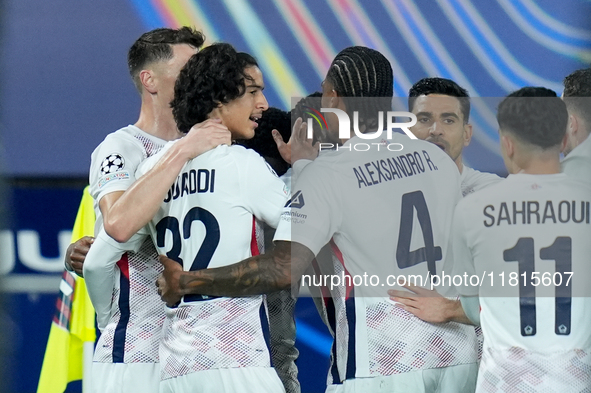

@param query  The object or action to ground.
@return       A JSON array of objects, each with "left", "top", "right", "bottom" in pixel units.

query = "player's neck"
[
  {"left": 515, "top": 157, "right": 561, "bottom": 175},
  {"left": 135, "top": 102, "right": 183, "bottom": 141},
  {"left": 455, "top": 159, "right": 464, "bottom": 174}
]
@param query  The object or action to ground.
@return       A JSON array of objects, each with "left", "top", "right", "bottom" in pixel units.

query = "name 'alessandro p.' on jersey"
[
  {"left": 274, "top": 134, "right": 480, "bottom": 380},
  {"left": 451, "top": 173, "right": 591, "bottom": 392},
  {"left": 135, "top": 142, "right": 289, "bottom": 381}
]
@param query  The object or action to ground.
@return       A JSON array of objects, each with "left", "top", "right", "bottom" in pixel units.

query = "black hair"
[
  {"left": 171, "top": 43, "right": 259, "bottom": 134},
  {"left": 127, "top": 27, "right": 206, "bottom": 92},
  {"left": 562, "top": 68, "right": 591, "bottom": 125},
  {"left": 326, "top": 46, "right": 393, "bottom": 130},
  {"left": 497, "top": 87, "right": 568, "bottom": 149},
  {"left": 238, "top": 107, "right": 291, "bottom": 176},
  {"left": 506, "top": 86, "right": 557, "bottom": 97},
  {"left": 408, "top": 77, "right": 471, "bottom": 123}
]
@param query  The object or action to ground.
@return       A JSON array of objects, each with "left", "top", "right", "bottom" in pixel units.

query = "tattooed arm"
[{"left": 156, "top": 241, "right": 314, "bottom": 305}]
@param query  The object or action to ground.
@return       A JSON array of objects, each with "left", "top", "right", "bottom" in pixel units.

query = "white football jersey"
[
  {"left": 561, "top": 134, "right": 591, "bottom": 184},
  {"left": 460, "top": 165, "right": 503, "bottom": 197},
  {"left": 451, "top": 173, "right": 591, "bottom": 392},
  {"left": 89, "top": 125, "right": 167, "bottom": 233},
  {"left": 87, "top": 125, "right": 168, "bottom": 364},
  {"left": 275, "top": 134, "right": 479, "bottom": 380},
  {"left": 136, "top": 142, "right": 289, "bottom": 381}
]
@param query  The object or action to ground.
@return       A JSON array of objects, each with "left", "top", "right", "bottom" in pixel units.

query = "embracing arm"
[
  {"left": 157, "top": 241, "right": 314, "bottom": 305},
  {"left": 103, "top": 120, "right": 231, "bottom": 243}
]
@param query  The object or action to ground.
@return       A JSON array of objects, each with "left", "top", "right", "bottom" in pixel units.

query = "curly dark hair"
[
  {"left": 326, "top": 46, "right": 393, "bottom": 130},
  {"left": 562, "top": 68, "right": 591, "bottom": 125},
  {"left": 497, "top": 87, "right": 568, "bottom": 149},
  {"left": 408, "top": 77, "right": 471, "bottom": 123},
  {"left": 127, "top": 27, "right": 205, "bottom": 93},
  {"left": 238, "top": 107, "right": 291, "bottom": 176},
  {"left": 171, "top": 43, "right": 259, "bottom": 133}
]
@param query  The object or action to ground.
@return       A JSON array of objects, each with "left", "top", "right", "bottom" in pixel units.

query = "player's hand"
[
  {"left": 64, "top": 236, "right": 94, "bottom": 277},
  {"left": 273, "top": 117, "right": 319, "bottom": 165},
  {"left": 180, "top": 118, "right": 231, "bottom": 160},
  {"left": 388, "top": 284, "right": 458, "bottom": 324},
  {"left": 290, "top": 117, "right": 319, "bottom": 164},
  {"left": 272, "top": 129, "right": 292, "bottom": 164},
  {"left": 157, "top": 255, "right": 183, "bottom": 307}
]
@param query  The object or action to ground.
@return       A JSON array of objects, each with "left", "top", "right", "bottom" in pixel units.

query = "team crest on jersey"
[
  {"left": 285, "top": 190, "right": 305, "bottom": 209},
  {"left": 100, "top": 153, "right": 125, "bottom": 175}
]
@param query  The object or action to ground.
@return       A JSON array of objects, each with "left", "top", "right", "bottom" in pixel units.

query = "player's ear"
[
  {"left": 325, "top": 88, "right": 339, "bottom": 108},
  {"left": 568, "top": 113, "right": 578, "bottom": 137},
  {"left": 463, "top": 123, "right": 473, "bottom": 147},
  {"left": 139, "top": 69, "right": 157, "bottom": 94},
  {"left": 500, "top": 133, "right": 514, "bottom": 158}
]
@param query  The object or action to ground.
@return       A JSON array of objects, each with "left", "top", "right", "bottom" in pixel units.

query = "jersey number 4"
[
  {"left": 504, "top": 237, "right": 572, "bottom": 337},
  {"left": 155, "top": 207, "right": 220, "bottom": 302},
  {"left": 396, "top": 191, "right": 442, "bottom": 276}
]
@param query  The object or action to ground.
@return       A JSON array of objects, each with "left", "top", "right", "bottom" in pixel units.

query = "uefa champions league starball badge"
[{"left": 100, "top": 153, "right": 125, "bottom": 175}]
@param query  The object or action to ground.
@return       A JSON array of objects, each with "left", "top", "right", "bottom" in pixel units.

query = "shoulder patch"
[{"left": 100, "top": 153, "right": 125, "bottom": 175}]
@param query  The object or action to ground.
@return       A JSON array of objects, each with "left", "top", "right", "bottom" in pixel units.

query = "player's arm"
[
  {"left": 157, "top": 241, "right": 314, "bottom": 306},
  {"left": 102, "top": 119, "right": 231, "bottom": 243},
  {"left": 83, "top": 228, "right": 147, "bottom": 330}
]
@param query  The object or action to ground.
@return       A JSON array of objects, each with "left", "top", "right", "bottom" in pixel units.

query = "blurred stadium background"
[{"left": 0, "top": 0, "right": 589, "bottom": 392}]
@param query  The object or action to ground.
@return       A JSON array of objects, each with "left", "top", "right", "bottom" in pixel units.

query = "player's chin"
[{"left": 237, "top": 126, "right": 256, "bottom": 140}]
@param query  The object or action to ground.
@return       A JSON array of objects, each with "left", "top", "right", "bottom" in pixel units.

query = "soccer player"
[
  {"left": 561, "top": 68, "right": 591, "bottom": 181},
  {"left": 450, "top": 87, "right": 591, "bottom": 391},
  {"left": 88, "top": 42, "right": 289, "bottom": 393},
  {"left": 408, "top": 77, "right": 502, "bottom": 196},
  {"left": 64, "top": 28, "right": 230, "bottom": 276},
  {"left": 80, "top": 28, "right": 230, "bottom": 393},
  {"left": 157, "top": 46, "right": 480, "bottom": 392}
]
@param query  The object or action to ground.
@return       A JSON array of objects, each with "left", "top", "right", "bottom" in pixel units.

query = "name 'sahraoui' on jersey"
[
  {"left": 136, "top": 142, "right": 289, "bottom": 380},
  {"left": 451, "top": 173, "right": 591, "bottom": 392},
  {"left": 87, "top": 125, "right": 168, "bottom": 365},
  {"left": 274, "top": 134, "right": 479, "bottom": 381}
]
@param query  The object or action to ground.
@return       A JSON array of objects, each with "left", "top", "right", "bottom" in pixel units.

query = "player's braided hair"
[
  {"left": 497, "top": 87, "right": 567, "bottom": 149},
  {"left": 171, "top": 43, "right": 258, "bottom": 134},
  {"left": 408, "top": 77, "right": 471, "bottom": 123},
  {"left": 562, "top": 68, "right": 591, "bottom": 126},
  {"left": 127, "top": 27, "right": 206, "bottom": 93},
  {"left": 326, "top": 46, "right": 393, "bottom": 131},
  {"left": 238, "top": 107, "right": 291, "bottom": 176}
]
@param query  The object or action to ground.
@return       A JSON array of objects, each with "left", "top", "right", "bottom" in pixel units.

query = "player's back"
[
  {"left": 453, "top": 173, "right": 591, "bottom": 391},
  {"left": 288, "top": 134, "right": 479, "bottom": 378},
  {"left": 137, "top": 142, "right": 288, "bottom": 381}
]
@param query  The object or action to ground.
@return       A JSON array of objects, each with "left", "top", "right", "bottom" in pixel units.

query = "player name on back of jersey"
[
  {"left": 164, "top": 168, "right": 216, "bottom": 203},
  {"left": 353, "top": 150, "right": 439, "bottom": 189},
  {"left": 483, "top": 200, "right": 590, "bottom": 227}
]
